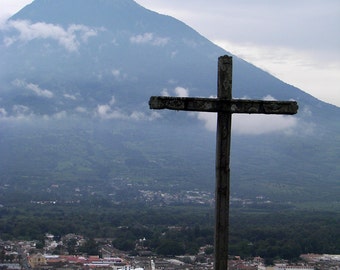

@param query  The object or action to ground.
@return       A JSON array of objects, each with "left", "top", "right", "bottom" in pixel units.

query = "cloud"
[
  {"left": 40, "top": 110, "right": 68, "bottom": 121},
  {"left": 69, "top": 24, "right": 98, "bottom": 42},
  {"left": 13, "top": 104, "right": 31, "bottom": 115},
  {"left": 161, "top": 89, "right": 170, "bottom": 96},
  {"left": 96, "top": 104, "right": 124, "bottom": 119},
  {"left": 112, "top": 69, "right": 120, "bottom": 79},
  {"left": 130, "top": 111, "right": 150, "bottom": 121},
  {"left": 195, "top": 111, "right": 298, "bottom": 135},
  {"left": 0, "top": 103, "right": 70, "bottom": 122},
  {"left": 0, "top": 108, "right": 7, "bottom": 117},
  {"left": 0, "top": 104, "right": 34, "bottom": 121},
  {"left": 63, "top": 93, "right": 77, "bottom": 100},
  {"left": 174, "top": 86, "right": 189, "bottom": 97},
  {"left": 171, "top": 51, "right": 178, "bottom": 58},
  {"left": 111, "top": 69, "right": 128, "bottom": 81},
  {"left": 130, "top": 32, "right": 169, "bottom": 46},
  {"left": 160, "top": 86, "right": 189, "bottom": 97},
  {"left": 52, "top": 111, "right": 67, "bottom": 119},
  {"left": 26, "top": 83, "right": 54, "bottom": 98},
  {"left": 109, "top": 96, "right": 116, "bottom": 105},
  {"left": 134, "top": 1, "right": 340, "bottom": 107},
  {"left": 13, "top": 79, "right": 54, "bottom": 98},
  {"left": 182, "top": 38, "right": 199, "bottom": 48},
  {"left": 139, "top": 0, "right": 339, "bottom": 53},
  {"left": 214, "top": 39, "right": 340, "bottom": 106},
  {"left": 196, "top": 112, "right": 216, "bottom": 131},
  {"left": 95, "top": 96, "right": 159, "bottom": 121},
  {"left": 75, "top": 106, "right": 87, "bottom": 113},
  {"left": 233, "top": 114, "right": 298, "bottom": 135},
  {"left": 2, "top": 20, "right": 99, "bottom": 52}
]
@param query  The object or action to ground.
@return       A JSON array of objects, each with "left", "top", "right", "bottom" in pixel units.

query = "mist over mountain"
[{"left": 0, "top": 0, "right": 339, "bottom": 205}]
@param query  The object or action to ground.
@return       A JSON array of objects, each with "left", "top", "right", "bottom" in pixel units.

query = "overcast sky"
[{"left": 1, "top": 0, "right": 339, "bottom": 107}]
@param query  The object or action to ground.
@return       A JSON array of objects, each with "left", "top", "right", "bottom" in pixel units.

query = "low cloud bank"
[
  {"left": 155, "top": 88, "right": 299, "bottom": 135},
  {"left": 130, "top": 32, "right": 169, "bottom": 46},
  {"left": 96, "top": 95, "right": 160, "bottom": 121},
  {"left": 2, "top": 20, "right": 99, "bottom": 52},
  {"left": 13, "top": 79, "right": 54, "bottom": 98},
  {"left": 196, "top": 111, "right": 298, "bottom": 135}
]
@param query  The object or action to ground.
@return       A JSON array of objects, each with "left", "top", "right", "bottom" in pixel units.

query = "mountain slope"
[{"left": 0, "top": 0, "right": 339, "bottom": 205}]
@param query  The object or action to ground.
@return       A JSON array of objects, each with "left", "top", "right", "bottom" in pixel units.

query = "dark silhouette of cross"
[{"left": 149, "top": 55, "right": 298, "bottom": 270}]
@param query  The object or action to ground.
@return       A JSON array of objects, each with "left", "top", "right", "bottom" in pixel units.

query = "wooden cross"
[{"left": 149, "top": 55, "right": 298, "bottom": 270}]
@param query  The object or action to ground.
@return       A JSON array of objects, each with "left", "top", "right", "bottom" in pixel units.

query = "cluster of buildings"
[
  {"left": 0, "top": 178, "right": 278, "bottom": 208},
  {"left": 28, "top": 254, "right": 140, "bottom": 269},
  {"left": 300, "top": 254, "right": 340, "bottom": 270},
  {"left": 138, "top": 190, "right": 214, "bottom": 205},
  {"left": 1, "top": 235, "right": 339, "bottom": 270},
  {"left": 137, "top": 189, "right": 276, "bottom": 207}
]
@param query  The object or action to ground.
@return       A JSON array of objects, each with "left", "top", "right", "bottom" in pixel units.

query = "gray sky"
[{"left": 1, "top": 0, "right": 339, "bottom": 106}]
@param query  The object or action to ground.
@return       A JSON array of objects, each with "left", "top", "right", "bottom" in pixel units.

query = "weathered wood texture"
[
  {"left": 149, "top": 97, "right": 298, "bottom": 114},
  {"left": 149, "top": 55, "right": 298, "bottom": 270},
  {"left": 214, "top": 55, "right": 232, "bottom": 270}
]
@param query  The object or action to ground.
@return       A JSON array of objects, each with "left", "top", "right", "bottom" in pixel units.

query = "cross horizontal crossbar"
[{"left": 149, "top": 96, "right": 298, "bottom": 115}]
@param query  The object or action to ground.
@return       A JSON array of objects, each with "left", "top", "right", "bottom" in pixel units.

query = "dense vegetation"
[
  {"left": 1, "top": 119, "right": 339, "bottom": 204},
  {"left": 0, "top": 200, "right": 339, "bottom": 262}
]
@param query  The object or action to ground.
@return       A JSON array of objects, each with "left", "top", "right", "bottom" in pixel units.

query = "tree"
[
  {"left": 0, "top": 249, "right": 5, "bottom": 263},
  {"left": 156, "top": 240, "right": 185, "bottom": 256},
  {"left": 67, "top": 238, "right": 78, "bottom": 254},
  {"left": 112, "top": 239, "right": 135, "bottom": 252},
  {"left": 79, "top": 238, "right": 99, "bottom": 256}
]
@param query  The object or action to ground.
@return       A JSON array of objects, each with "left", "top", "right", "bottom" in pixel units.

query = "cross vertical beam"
[{"left": 215, "top": 55, "right": 232, "bottom": 270}]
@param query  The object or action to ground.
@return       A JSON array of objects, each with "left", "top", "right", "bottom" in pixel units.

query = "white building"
[{"left": 274, "top": 265, "right": 314, "bottom": 270}]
